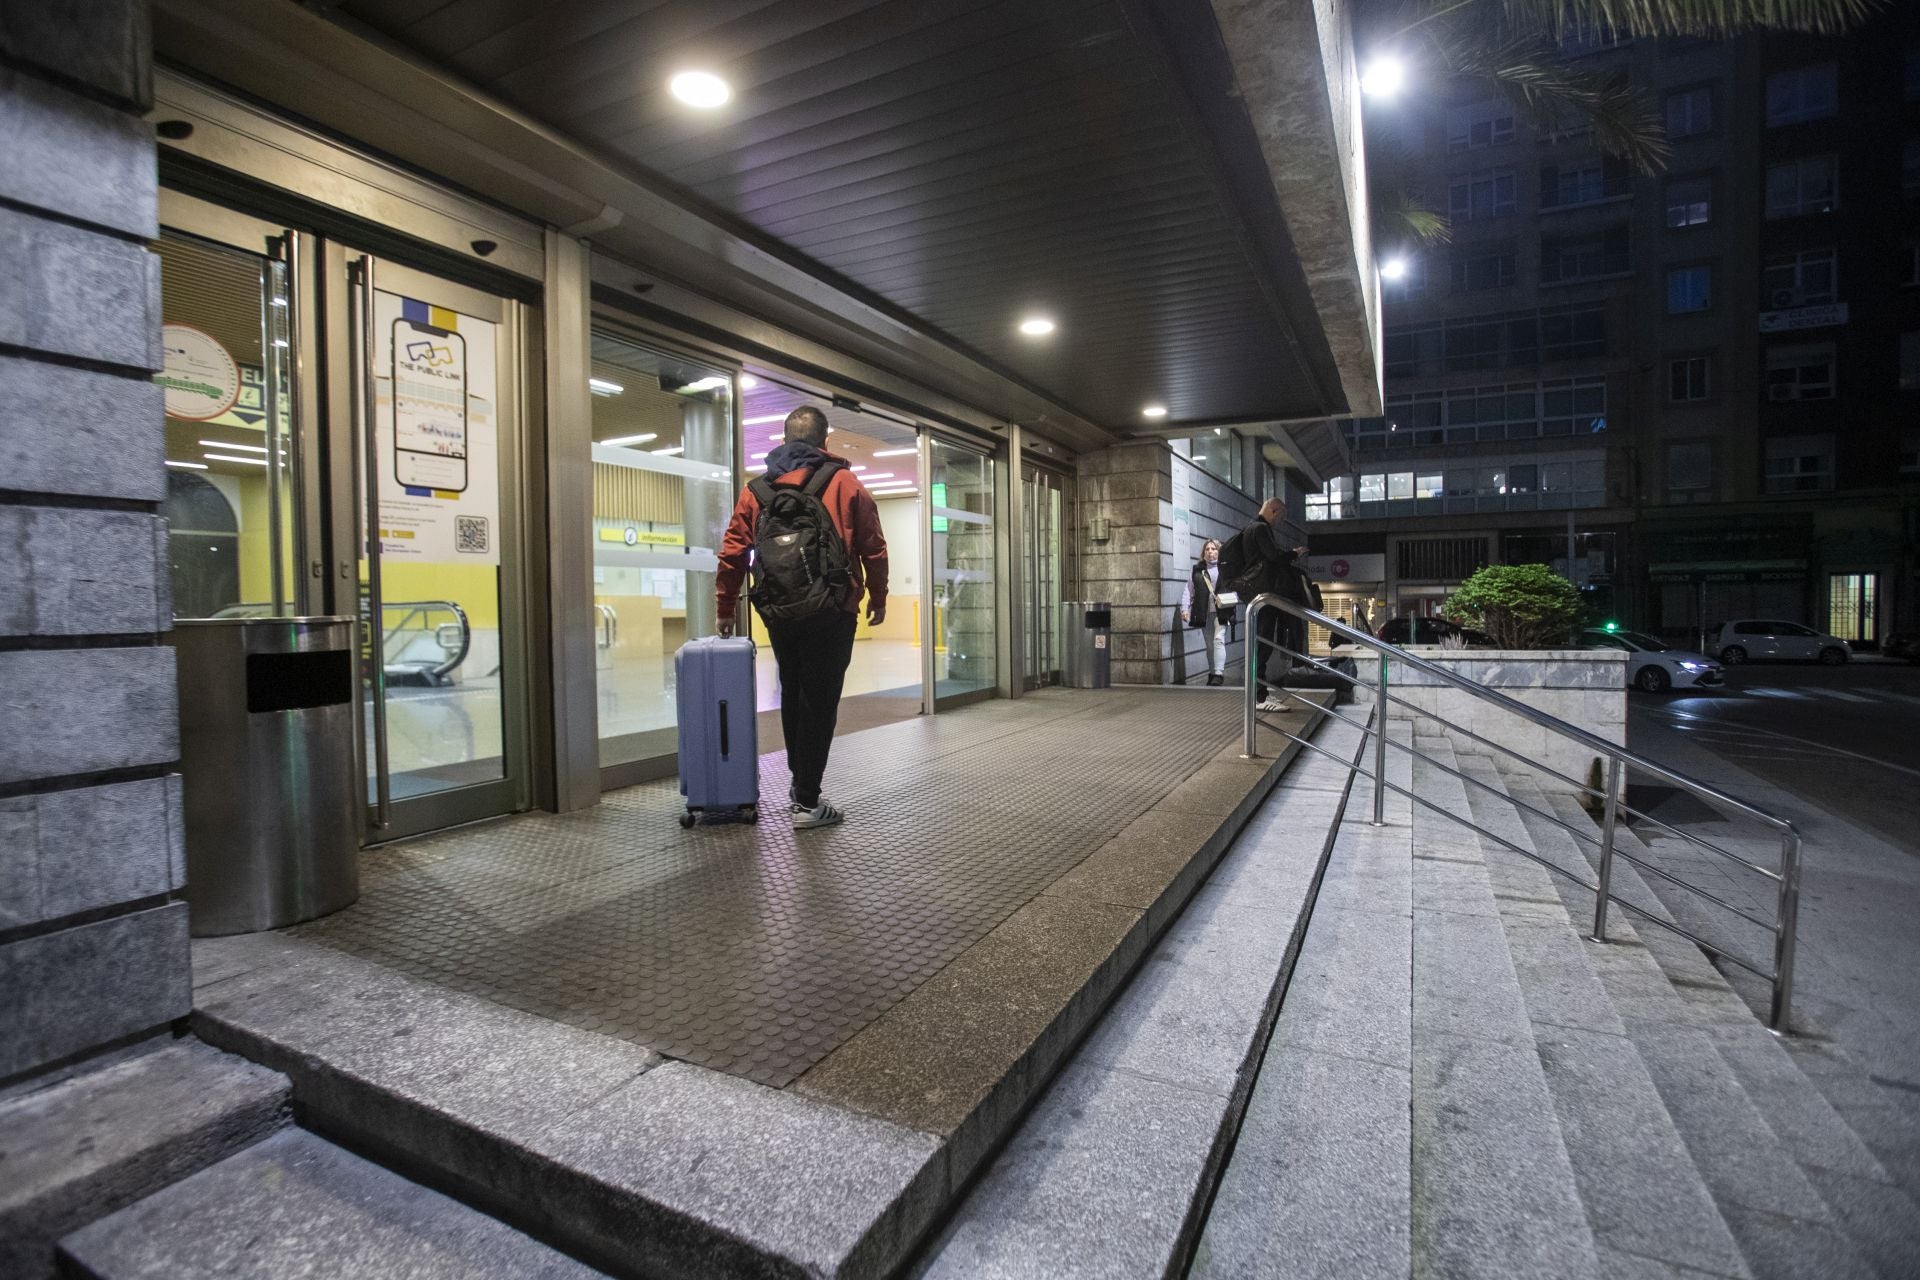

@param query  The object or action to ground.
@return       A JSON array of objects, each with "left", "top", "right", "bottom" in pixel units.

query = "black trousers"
[
  {"left": 765, "top": 609, "right": 859, "bottom": 809},
  {"left": 1254, "top": 607, "right": 1301, "bottom": 700}
]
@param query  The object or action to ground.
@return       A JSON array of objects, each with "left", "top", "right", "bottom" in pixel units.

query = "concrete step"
[
  {"left": 1480, "top": 761, "right": 1886, "bottom": 1280},
  {"left": 909, "top": 716, "right": 1372, "bottom": 1278},
  {"left": 59, "top": 1127, "right": 607, "bottom": 1278},
  {"left": 1445, "top": 747, "right": 1751, "bottom": 1280},
  {"left": 1403, "top": 734, "right": 1604, "bottom": 1280},
  {"left": 1531, "top": 784, "right": 1920, "bottom": 1280},
  {"left": 0, "top": 1038, "right": 290, "bottom": 1280}
]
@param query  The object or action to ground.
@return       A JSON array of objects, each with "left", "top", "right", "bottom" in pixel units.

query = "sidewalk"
[{"left": 173, "top": 687, "right": 1328, "bottom": 1278}]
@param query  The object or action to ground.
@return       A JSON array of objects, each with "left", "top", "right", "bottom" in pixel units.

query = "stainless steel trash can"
[
  {"left": 1060, "top": 600, "right": 1112, "bottom": 689},
  {"left": 167, "top": 616, "right": 360, "bottom": 936}
]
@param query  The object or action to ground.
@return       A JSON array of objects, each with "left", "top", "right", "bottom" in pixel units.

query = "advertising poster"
[{"left": 371, "top": 291, "right": 500, "bottom": 565}]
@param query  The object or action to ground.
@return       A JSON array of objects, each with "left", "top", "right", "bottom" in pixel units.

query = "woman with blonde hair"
[{"left": 1179, "top": 537, "right": 1234, "bottom": 686}]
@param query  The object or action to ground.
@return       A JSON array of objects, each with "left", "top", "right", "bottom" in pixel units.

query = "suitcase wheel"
[
  {"left": 742, "top": 805, "right": 758, "bottom": 824},
  {"left": 679, "top": 811, "right": 697, "bottom": 829}
]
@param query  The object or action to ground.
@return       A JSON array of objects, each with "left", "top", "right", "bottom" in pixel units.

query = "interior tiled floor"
[{"left": 290, "top": 688, "right": 1242, "bottom": 1087}]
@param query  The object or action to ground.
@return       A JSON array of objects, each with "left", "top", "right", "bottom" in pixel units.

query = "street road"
[{"left": 1628, "top": 657, "right": 1920, "bottom": 1100}]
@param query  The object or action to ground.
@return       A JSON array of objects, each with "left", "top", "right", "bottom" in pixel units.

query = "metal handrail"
[{"left": 1242, "top": 593, "right": 1804, "bottom": 1032}]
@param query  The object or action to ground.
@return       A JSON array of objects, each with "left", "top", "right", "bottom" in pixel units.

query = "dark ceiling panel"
[{"left": 336, "top": 0, "right": 1342, "bottom": 426}]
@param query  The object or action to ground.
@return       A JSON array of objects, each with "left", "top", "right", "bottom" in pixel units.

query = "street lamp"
[
  {"left": 1360, "top": 55, "right": 1406, "bottom": 100},
  {"left": 1381, "top": 256, "right": 1409, "bottom": 281}
]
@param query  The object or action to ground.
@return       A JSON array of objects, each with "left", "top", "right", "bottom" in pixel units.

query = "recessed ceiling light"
[
  {"left": 744, "top": 413, "right": 786, "bottom": 426},
  {"left": 602, "top": 433, "right": 657, "bottom": 447},
  {"left": 1018, "top": 316, "right": 1056, "bottom": 337},
  {"left": 740, "top": 375, "right": 759, "bottom": 389},
  {"left": 1142, "top": 404, "right": 1168, "bottom": 419},
  {"left": 651, "top": 445, "right": 685, "bottom": 456},
  {"left": 199, "top": 439, "right": 267, "bottom": 453},
  {"left": 669, "top": 70, "right": 731, "bottom": 109},
  {"left": 165, "top": 459, "right": 209, "bottom": 470},
  {"left": 204, "top": 452, "right": 269, "bottom": 467},
  {"left": 859, "top": 472, "right": 896, "bottom": 482},
  {"left": 873, "top": 447, "right": 917, "bottom": 457},
  {"left": 589, "top": 378, "right": 624, "bottom": 396}
]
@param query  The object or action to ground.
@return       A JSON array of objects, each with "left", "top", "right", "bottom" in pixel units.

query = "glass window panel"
[
  {"left": 590, "top": 336, "right": 738, "bottom": 767},
  {"left": 929, "top": 437, "right": 996, "bottom": 699}
]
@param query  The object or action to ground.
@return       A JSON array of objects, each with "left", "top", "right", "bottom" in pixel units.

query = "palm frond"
[
  {"left": 1366, "top": 135, "right": 1454, "bottom": 246},
  {"left": 1434, "top": 31, "right": 1671, "bottom": 171},
  {"left": 1493, "top": 0, "right": 1883, "bottom": 38}
]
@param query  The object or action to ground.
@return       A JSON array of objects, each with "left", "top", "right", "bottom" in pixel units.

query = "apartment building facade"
[{"left": 1308, "top": 11, "right": 1920, "bottom": 649}]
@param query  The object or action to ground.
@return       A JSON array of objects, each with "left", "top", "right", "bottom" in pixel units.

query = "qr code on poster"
[{"left": 455, "top": 515, "right": 489, "bottom": 554}]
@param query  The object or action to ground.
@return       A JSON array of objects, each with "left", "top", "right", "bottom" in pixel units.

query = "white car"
[
  {"left": 1712, "top": 620, "right": 1851, "bottom": 667},
  {"left": 1576, "top": 628, "right": 1724, "bottom": 693}
]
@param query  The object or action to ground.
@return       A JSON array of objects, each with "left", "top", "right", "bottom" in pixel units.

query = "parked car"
[
  {"left": 1711, "top": 620, "right": 1852, "bottom": 666},
  {"left": 1881, "top": 632, "right": 1920, "bottom": 663},
  {"left": 1375, "top": 616, "right": 1493, "bottom": 647},
  {"left": 1576, "top": 628, "right": 1723, "bottom": 693}
]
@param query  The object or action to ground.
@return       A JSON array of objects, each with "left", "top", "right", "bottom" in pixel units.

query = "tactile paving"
[{"left": 293, "top": 689, "right": 1244, "bottom": 1088}]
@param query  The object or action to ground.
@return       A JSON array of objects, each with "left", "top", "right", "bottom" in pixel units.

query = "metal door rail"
[{"left": 1241, "top": 594, "right": 1803, "bottom": 1032}]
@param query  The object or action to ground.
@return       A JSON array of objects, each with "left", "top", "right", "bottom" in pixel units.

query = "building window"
[
  {"left": 1765, "top": 344, "right": 1837, "bottom": 401},
  {"left": 1450, "top": 246, "right": 1515, "bottom": 292},
  {"left": 1385, "top": 254, "right": 1430, "bottom": 294},
  {"left": 1667, "top": 443, "right": 1713, "bottom": 498},
  {"left": 1766, "top": 155, "right": 1838, "bottom": 218},
  {"left": 1387, "top": 472, "right": 1415, "bottom": 500},
  {"left": 1665, "top": 176, "right": 1711, "bottom": 227},
  {"left": 1764, "top": 436, "right": 1834, "bottom": 493},
  {"left": 1448, "top": 168, "right": 1516, "bottom": 221},
  {"left": 1766, "top": 64, "right": 1838, "bottom": 125},
  {"left": 1356, "top": 377, "right": 1608, "bottom": 449},
  {"left": 1540, "top": 158, "right": 1628, "bottom": 209},
  {"left": 1359, "top": 473, "right": 1386, "bottom": 503},
  {"left": 1906, "top": 140, "right": 1920, "bottom": 198},
  {"left": 1383, "top": 304, "right": 1605, "bottom": 379},
  {"left": 1665, "top": 86, "right": 1713, "bottom": 137},
  {"left": 1669, "top": 356, "right": 1711, "bottom": 401},
  {"left": 1541, "top": 227, "right": 1629, "bottom": 283},
  {"left": 1416, "top": 472, "right": 1444, "bottom": 499},
  {"left": 1901, "top": 332, "right": 1920, "bottom": 390},
  {"left": 1667, "top": 265, "right": 1712, "bottom": 314},
  {"left": 1305, "top": 476, "right": 1354, "bottom": 521},
  {"left": 1762, "top": 248, "right": 1836, "bottom": 308},
  {"left": 1448, "top": 99, "right": 1516, "bottom": 152}
]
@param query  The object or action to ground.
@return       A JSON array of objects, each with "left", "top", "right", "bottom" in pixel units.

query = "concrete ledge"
[{"left": 0, "top": 1039, "right": 288, "bottom": 1280}]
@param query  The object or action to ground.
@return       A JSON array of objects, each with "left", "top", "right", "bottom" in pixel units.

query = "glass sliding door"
[
  {"left": 1022, "top": 466, "right": 1064, "bottom": 689},
  {"left": 929, "top": 436, "right": 997, "bottom": 701},
  {"left": 588, "top": 334, "right": 736, "bottom": 769},
  {"left": 347, "top": 253, "right": 529, "bottom": 838},
  {"left": 738, "top": 379, "right": 925, "bottom": 712}
]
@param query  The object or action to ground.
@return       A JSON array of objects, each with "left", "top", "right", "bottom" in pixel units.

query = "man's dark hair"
[{"left": 785, "top": 405, "right": 829, "bottom": 446}]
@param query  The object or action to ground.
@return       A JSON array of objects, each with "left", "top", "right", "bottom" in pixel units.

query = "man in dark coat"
[{"left": 1240, "top": 498, "right": 1321, "bottom": 711}]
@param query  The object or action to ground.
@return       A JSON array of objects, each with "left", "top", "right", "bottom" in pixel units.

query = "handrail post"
[
  {"left": 1242, "top": 598, "right": 1261, "bottom": 759},
  {"left": 1769, "top": 827, "right": 1802, "bottom": 1033},
  {"left": 1371, "top": 653, "right": 1388, "bottom": 826},
  {"left": 1591, "top": 756, "right": 1623, "bottom": 941}
]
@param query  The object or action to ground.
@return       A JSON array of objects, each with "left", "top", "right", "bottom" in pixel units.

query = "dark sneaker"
[{"left": 793, "top": 800, "right": 844, "bottom": 830}]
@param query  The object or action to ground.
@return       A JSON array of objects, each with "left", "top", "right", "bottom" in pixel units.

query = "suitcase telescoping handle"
[{"left": 718, "top": 700, "right": 730, "bottom": 759}]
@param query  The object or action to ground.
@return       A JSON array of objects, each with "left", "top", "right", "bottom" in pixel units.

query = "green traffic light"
[{"left": 1603, "top": 620, "right": 1619, "bottom": 632}]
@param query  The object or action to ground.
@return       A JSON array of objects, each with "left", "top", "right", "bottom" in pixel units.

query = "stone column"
[
  {"left": 0, "top": 1, "right": 190, "bottom": 1083},
  {"left": 680, "top": 394, "right": 728, "bottom": 638},
  {"left": 1076, "top": 443, "right": 1175, "bottom": 684}
]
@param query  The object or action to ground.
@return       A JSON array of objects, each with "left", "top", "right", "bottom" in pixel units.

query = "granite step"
[
  {"left": 1527, "top": 781, "right": 1920, "bottom": 1280},
  {"left": 913, "top": 716, "right": 1372, "bottom": 1279},
  {"left": 0, "top": 1038, "right": 291, "bottom": 1280},
  {"left": 1404, "top": 734, "right": 1604, "bottom": 1280},
  {"left": 59, "top": 1127, "right": 607, "bottom": 1279},
  {"left": 1479, "top": 760, "right": 1887, "bottom": 1280},
  {"left": 1442, "top": 744, "right": 1750, "bottom": 1280}
]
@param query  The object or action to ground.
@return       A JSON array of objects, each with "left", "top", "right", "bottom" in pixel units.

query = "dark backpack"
[
  {"left": 746, "top": 461, "right": 854, "bottom": 622},
  {"left": 1215, "top": 530, "right": 1258, "bottom": 596}
]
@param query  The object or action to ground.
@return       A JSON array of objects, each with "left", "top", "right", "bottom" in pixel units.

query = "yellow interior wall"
[
  {"left": 381, "top": 561, "right": 500, "bottom": 629},
  {"left": 236, "top": 475, "right": 272, "bottom": 604}
]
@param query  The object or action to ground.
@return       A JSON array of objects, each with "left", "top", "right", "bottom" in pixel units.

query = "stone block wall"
[
  {"left": 1076, "top": 443, "right": 1268, "bottom": 686},
  {"left": 1352, "top": 650, "right": 1628, "bottom": 796},
  {"left": 0, "top": 2, "right": 190, "bottom": 1084}
]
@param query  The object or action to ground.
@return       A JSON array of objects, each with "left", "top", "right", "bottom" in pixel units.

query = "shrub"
[{"left": 1442, "top": 564, "right": 1583, "bottom": 650}]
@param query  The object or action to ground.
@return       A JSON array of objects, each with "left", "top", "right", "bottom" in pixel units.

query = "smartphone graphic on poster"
[{"left": 391, "top": 317, "right": 469, "bottom": 493}]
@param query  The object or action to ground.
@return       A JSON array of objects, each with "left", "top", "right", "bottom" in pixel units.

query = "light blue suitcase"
[{"left": 675, "top": 636, "right": 760, "bottom": 826}]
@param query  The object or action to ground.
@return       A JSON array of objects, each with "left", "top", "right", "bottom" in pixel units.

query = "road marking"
[
  {"left": 1651, "top": 708, "right": 1920, "bottom": 782},
  {"left": 1819, "top": 690, "right": 1873, "bottom": 703},
  {"left": 1881, "top": 691, "right": 1920, "bottom": 707},
  {"left": 1744, "top": 688, "right": 1801, "bottom": 699}
]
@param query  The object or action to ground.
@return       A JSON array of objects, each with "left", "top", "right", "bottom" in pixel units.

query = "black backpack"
[
  {"left": 746, "top": 461, "right": 854, "bottom": 622},
  {"left": 1215, "top": 530, "right": 1259, "bottom": 596}
]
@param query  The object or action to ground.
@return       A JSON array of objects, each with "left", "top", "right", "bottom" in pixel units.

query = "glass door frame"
[
  {"left": 325, "top": 243, "right": 537, "bottom": 842},
  {"left": 1020, "top": 462, "right": 1068, "bottom": 691}
]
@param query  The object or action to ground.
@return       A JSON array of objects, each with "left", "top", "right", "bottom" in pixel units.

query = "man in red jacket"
[{"left": 716, "top": 405, "right": 888, "bottom": 829}]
